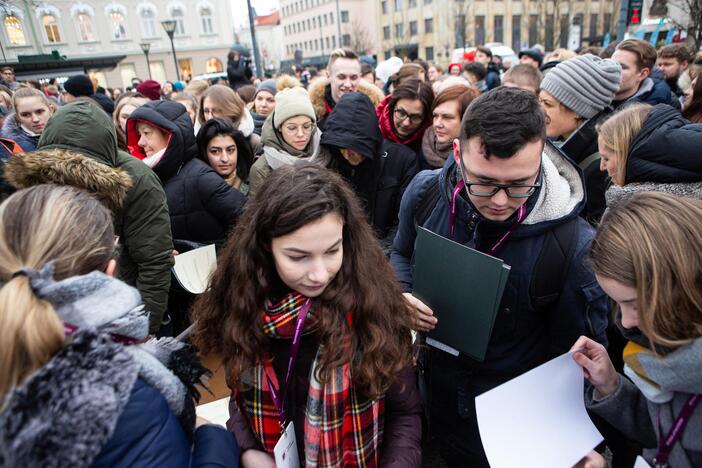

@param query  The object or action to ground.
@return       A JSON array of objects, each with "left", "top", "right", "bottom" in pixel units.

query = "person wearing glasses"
[
  {"left": 390, "top": 87, "right": 609, "bottom": 467},
  {"left": 248, "top": 87, "right": 322, "bottom": 198},
  {"left": 376, "top": 78, "right": 435, "bottom": 155}
]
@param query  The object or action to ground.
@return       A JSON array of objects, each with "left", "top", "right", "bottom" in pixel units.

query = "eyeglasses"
[
  {"left": 281, "top": 122, "right": 314, "bottom": 135},
  {"left": 394, "top": 107, "right": 424, "bottom": 125},
  {"left": 457, "top": 148, "right": 541, "bottom": 198}
]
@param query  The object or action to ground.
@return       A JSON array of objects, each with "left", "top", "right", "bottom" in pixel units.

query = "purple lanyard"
[
  {"left": 653, "top": 393, "right": 701, "bottom": 467},
  {"left": 448, "top": 179, "right": 527, "bottom": 255},
  {"left": 264, "top": 298, "right": 311, "bottom": 429}
]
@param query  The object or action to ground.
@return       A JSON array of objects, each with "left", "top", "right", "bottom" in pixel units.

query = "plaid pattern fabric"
[{"left": 237, "top": 292, "right": 385, "bottom": 467}]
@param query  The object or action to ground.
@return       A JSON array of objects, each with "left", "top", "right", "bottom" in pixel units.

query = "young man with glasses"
[{"left": 390, "top": 87, "right": 609, "bottom": 467}]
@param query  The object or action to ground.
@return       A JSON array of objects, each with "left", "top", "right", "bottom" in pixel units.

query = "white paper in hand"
[
  {"left": 475, "top": 352, "right": 603, "bottom": 468},
  {"left": 172, "top": 244, "right": 217, "bottom": 294},
  {"left": 196, "top": 397, "right": 230, "bottom": 428}
]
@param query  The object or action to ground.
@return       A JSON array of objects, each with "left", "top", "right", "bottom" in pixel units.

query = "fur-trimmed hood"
[
  {"left": 3, "top": 148, "right": 133, "bottom": 211},
  {"left": 307, "top": 77, "right": 385, "bottom": 122}
]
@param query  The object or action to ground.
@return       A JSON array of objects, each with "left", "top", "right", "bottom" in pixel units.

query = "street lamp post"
[
  {"left": 161, "top": 20, "right": 181, "bottom": 81},
  {"left": 139, "top": 42, "right": 152, "bottom": 80}
]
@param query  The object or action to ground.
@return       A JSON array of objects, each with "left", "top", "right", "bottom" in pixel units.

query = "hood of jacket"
[
  {"left": 126, "top": 100, "right": 198, "bottom": 182},
  {"left": 376, "top": 94, "right": 431, "bottom": 148},
  {"left": 320, "top": 92, "right": 382, "bottom": 160},
  {"left": 3, "top": 148, "right": 133, "bottom": 211},
  {"left": 437, "top": 141, "right": 585, "bottom": 238},
  {"left": 307, "top": 77, "right": 385, "bottom": 122},
  {"left": 38, "top": 99, "right": 120, "bottom": 167},
  {"left": 626, "top": 104, "right": 702, "bottom": 184}
]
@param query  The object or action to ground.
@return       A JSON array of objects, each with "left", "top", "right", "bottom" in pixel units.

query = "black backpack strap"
[
  {"left": 413, "top": 174, "right": 441, "bottom": 227},
  {"left": 530, "top": 217, "right": 580, "bottom": 310}
]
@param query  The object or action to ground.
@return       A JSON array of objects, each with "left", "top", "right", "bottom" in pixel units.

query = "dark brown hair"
[
  {"left": 683, "top": 77, "right": 702, "bottom": 123},
  {"left": 191, "top": 163, "right": 414, "bottom": 398},
  {"left": 658, "top": 43, "right": 692, "bottom": 63},
  {"left": 616, "top": 39, "right": 657, "bottom": 71},
  {"left": 389, "top": 77, "right": 435, "bottom": 124},
  {"left": 432, "top": 85, "right": 476, "bottom": 117}
]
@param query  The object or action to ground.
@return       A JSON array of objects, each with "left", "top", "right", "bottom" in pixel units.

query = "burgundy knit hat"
[{"left": 136, "top": 80, "right": 161, "bottom": 101}]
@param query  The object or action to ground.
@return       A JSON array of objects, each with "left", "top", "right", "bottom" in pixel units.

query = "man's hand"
[{"left": 403, "top": 292, "right": 438, "bottom": 332}]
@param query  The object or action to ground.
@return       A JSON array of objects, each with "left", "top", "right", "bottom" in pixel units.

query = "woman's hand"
[
  {"left": 241, "top": 449, "right": 276, "bottom": 468},
  {"left": 570, "top": 336, "right": 620, "bottom": 398},
  {"left": 403, "top": 292, "right": 438, "bottom": 332},
  {"left": 574, "top": 450, "right": 606, "bottom": 468}
]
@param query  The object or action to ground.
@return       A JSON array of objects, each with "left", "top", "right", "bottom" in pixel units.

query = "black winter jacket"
[
  {"left": 127, "top": 100, "right": 245, "bottom": 244},
  {"left": 626, "top": 104, "right": 702, "bottom": 184},
  {"left": 227, "top": 58, "right": 251, "bottom": 91},
  {"left": 320, "top": 92, "right": 418, "bottom": 246}
]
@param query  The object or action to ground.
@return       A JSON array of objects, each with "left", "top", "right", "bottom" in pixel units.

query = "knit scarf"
[
  {"left": 421, "top": 127, "right": 453, "bottom": 169},
  {"left": 237, "top": 292, "right": 385, "bottom": 467},
  {"left": 376, "top": 95, "right": 430, "bottom": 150}
]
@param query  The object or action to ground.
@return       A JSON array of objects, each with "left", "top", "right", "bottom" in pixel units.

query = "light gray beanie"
[
  {"left": 540, "top": 54, "right": 622, "bottom": 119},
  {"left": 272, "top": 86, "right": 316, "bottom": 128}
]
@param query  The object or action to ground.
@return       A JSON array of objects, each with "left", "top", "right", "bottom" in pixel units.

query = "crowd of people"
[{"left": 0, "top": 39, "right": 701, "bottom": 468}]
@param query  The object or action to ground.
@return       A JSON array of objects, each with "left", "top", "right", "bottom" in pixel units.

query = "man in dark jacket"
[
  {"left": 320, "top": 92, "right": 418, "bottom": 249},
  {"left": 227, "top": 51, "right": 252, "bottom": 91},
  {"left": 611, "top": 39, "right": 679, "bottom": 109},
  {"left": 391, "top": 87, "right": 609, "bottom": 467},
  {"left": 4, "top": 100, "right": 174, "bottom": 334},
  {"left": 474, "top": 46, "right": 501, "bottom": 91},
  {"left": 127, "top": 100, "right": 245, "bottom": 244}
]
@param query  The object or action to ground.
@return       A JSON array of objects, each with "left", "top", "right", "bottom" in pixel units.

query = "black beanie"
[{"left": 64, "top": 75, "right": 94, "bottom": 97}]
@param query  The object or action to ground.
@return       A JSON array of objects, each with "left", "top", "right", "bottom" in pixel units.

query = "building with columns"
[{"left": 1, "top": 0, "right": 236, "bottom": 88}]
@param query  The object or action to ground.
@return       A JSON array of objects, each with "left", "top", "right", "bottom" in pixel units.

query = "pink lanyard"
[
  {"left": 263, "top": 298, "right": 311, "bottom": 429},
  {"left": 653, "top": 393, "right": 701, "bottom": 467},
  {"left": 63, "top": 322, "right": 137, "bottom": 345},
  {"left": 448, "top": 179, "right": 527, "bottom": 255}
]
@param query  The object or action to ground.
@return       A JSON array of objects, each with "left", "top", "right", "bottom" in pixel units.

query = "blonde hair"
[
  {"left": 596, "top": 103, "right": 652, "bottom": 185},
  {"left": 591, "top": 192, "right": 702, "bottom": 349},
  {"left": 0, "top": 185, "right": 116, "bottom": 402},
  {"left": 11, "top": 87, "right": 54, "bottom": 123},
  {"left": 185, "top": 79, "right": 209, "bottom": 99},
  {"left": 544, "top": 48, "right": 577, "bottom": 63},
  {"left": 198, "top": 84, "right": 245, "bottom": 126}
]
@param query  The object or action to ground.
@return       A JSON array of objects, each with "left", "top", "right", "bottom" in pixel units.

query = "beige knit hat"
[{"left": 272, "top": 87, "right": 316, "bottom": 128}]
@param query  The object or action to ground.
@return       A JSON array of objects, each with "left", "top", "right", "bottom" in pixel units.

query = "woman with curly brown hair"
[{"left": 191, "top": 163, "right": 421, "bottom": 468}]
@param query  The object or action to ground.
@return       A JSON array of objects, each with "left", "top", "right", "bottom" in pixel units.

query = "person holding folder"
[
  {"left": 390, "top": 86, "right": 609, "bottom": 467},
  {"left": 191, "top": 163, "right": 422, "bottom": 467}
]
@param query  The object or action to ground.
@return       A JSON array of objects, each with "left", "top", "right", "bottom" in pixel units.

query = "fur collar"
[
  {"left": 0, "top": 330, "right": 140, "bottom": 468},
  {"left": 307, "top": 77, "right": 385, "bottom": 122},
  {"left": 4, "top": 149, "right": 133, "bottom": 211},
  {"left": 606, "top": 181, "right": 702, "bottom": 209}
]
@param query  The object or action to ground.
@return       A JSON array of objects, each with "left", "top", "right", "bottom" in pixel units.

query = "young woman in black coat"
[{"left": 196, "top": 118, "right": 254, "bottom": 196}]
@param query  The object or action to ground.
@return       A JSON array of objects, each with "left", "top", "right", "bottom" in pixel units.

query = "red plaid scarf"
[{"left": 235, "top": 292, "right": 385, "bottom": 467}]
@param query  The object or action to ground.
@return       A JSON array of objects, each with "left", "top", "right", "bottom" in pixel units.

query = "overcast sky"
[{"left": 230, "top": 0, "right": 280, "bottom": 28}]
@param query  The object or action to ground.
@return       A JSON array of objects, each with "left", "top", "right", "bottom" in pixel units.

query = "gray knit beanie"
[
  {"left": 272, "top": 87, "right": 316, "bottom": 128},
  {"left": 255, "top": 79, "right": 277, "bottom": 98},
  {"left": 540, "top": 54, "right": 622, "bottom": 119}
]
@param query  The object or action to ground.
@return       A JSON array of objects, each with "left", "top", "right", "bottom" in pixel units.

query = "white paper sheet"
[
  {"left": 196, "top": 396, "right": 230, "bottom": 428},
  {"left": 475, "top": 352, "right": 603, "bottom": 468},
  {"left": 634, "top": 455, "right": 651, "bottom": 468},
  {"left": 172, "top": 244, "right": 217, "bottom": 294}
]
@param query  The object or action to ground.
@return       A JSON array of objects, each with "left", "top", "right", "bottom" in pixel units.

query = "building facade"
[
  {"left": 376, "top": 0, "right": 622, "bottom": 64},
  {"left": 280, "top": 0, "right": 377, "bottom": 69},
  {"left": 237, "top": 10, "right": 286, "bottom": 76},
  {"left": 1, "top": 0, "right": 236, "bottom": 88}
]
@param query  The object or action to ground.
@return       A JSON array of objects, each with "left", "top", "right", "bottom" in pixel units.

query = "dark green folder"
[{"left": 413, "top": 226, "right": 511, "bottom": 362}]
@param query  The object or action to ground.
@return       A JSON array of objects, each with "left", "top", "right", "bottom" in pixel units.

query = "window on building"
[
  {"left": 305, "top": 0, "right": 309, "bottom": 8},
  {"left": 604, "top": 13, "right": 612, "bottom": 35},
  {"left": 76, "top": 12, "right": 95, "bottom": 41},
  {"left": 545, "top": 15, "right": 554, "bottom": 50},
  {"left": 512, "top": 15, "right": 521, "bottom": 51},
  {"left": 559, "top": 14, "right": 569, "bottom": 48},
  {"left": 424, "top": 18, "right": 433, "bottom": 33},
  {"left": 381, "top": 1, "right": 388, "bottom": 14},
  {"left": 385, "top": 50, "right": 392, "bottom": 60},
  {"left": 41, "top": 15, "right": 61, "bottom": 43},
  {"left": 329, "top": 12, "right": 334, "bottom": 24},
  {"left": 528, "top": 14, "right": 537, "bottom": 46},
  {"left": 589, "top": 13, "right": 598, "bottom": 41},
  {"left": 383, "top": 25, "right": 390, "bottom": 39},
  {"left": 323, "top": 14, "right": 328, "bottom": 25},
  {"left": 409, "top": 20, "right": 417, "bottom": 35},
  {"left": 425, "top": 46, "right": 434, "bottom": 61},
  {"left": 206, "top": 57, "right": 223, "bottom": 73},
  {"left": 409, "top": 0, "right": 417, "bottom": 7},
  {"left": 332, "top": 35, "right": 336, "bottom": 47},
  {"left": 494, "top": 15, "right": 503, "bottom": 42},
  {"left": 326, "top": 37, "right": 330, "bottom": 48},
  {"left": 395, "top": 22, "right": 403, "bottom": 38},
  {"left": 109, "top": 10, "right": 127, "bottom": 39},
  {"left": 172, "top": 7, "right": 186, "bottom": 35},
  {"left": 394, "top": 0, "right": 402, "bottom": 11},
  {"left": 341, "top": 10, "right": 349, "bottom": 23},
  {"left": 475, "top": 15, "right": 485, "bottom": 45},
  {"left": 201, "top": 7, "right": 214, "bottom": 34},
  {"left": 312, "top": 17, "right": 316, "bottom": 28},
  {"left": 4, "top": 15, "right": 26, "bottom": 45},
  {"left": 455, "top": 14, "right": 465, "bottom": 47},
  {"left": 141, "top": 9, "right": 156, "bottom": 38},
  {"left": 302, "top": 20, "right": 306, "bottom": 31},
  {"left": 424, "top": 0, "right": 432, "bottom": 4},
  {"left": 342, "top": 33, "right": 350, "bottom": 46}
]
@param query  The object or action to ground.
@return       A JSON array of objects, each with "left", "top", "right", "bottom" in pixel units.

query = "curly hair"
[{"left": 191, "top": 163, "right": 414, "bottom": 398}]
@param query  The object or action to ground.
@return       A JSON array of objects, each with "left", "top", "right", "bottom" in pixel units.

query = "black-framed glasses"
[
  {"left": 457, "top": 147, "right": 542, "bottom": 198},
  {"left": 394, "top": 107, "right": 424, "bottom": 125}
]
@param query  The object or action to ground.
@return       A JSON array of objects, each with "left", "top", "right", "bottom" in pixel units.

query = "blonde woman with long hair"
[
  {"left": 572, "top": 192, "right": 702, "bottom": 468},
  {"left": 198, "top": 84, "right": 261, "bottom": 154},
  {"left": 598, "top": 103, "right": 702, "bottom": 207},
  {"left": 0, "top": 185, "right": 238, "bottom": 467}
]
